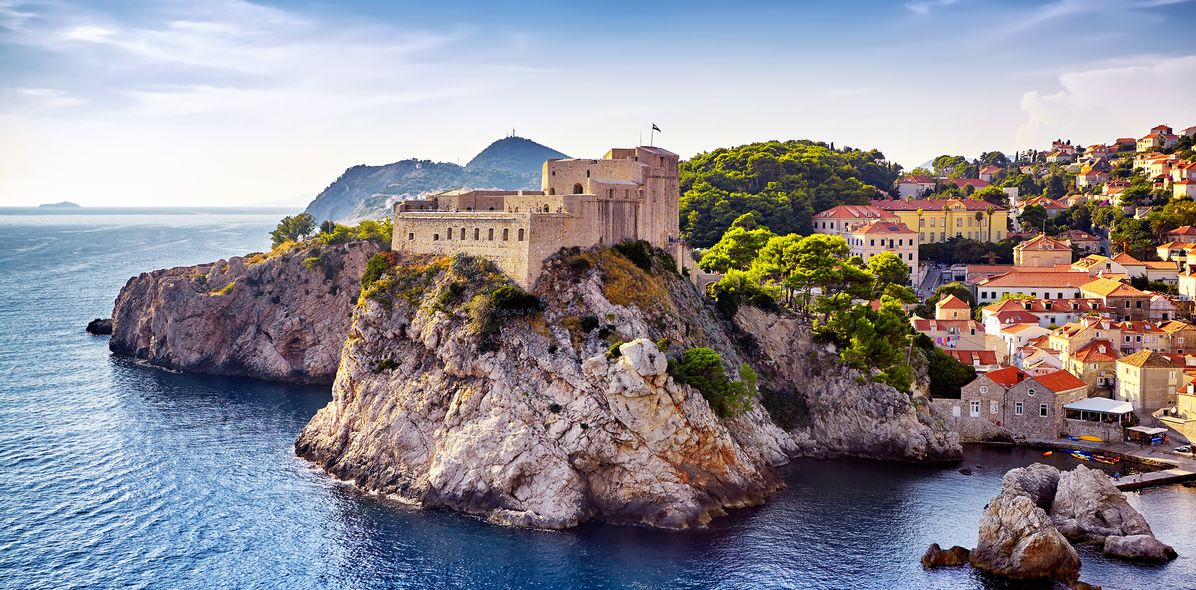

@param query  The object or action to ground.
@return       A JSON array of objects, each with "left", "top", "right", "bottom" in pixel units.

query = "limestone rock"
[
  {"left": 109, "top": 240, "right": 379, "bottom": 383},
  {"left": 970, "top": 466, "right": 1080, "bottom": 582},
  {"left": 733, "top": 305, "right": 962, "bottom": 462},
  {"left": 85, "top": 318, "right": 112, "bottom": 335},
  {"left": 1050, "top": 464, "right": 1153, "bottom": 544},
  {"left": 1102, "top": 534, "right": 1178, "bottom": 563},
  {"left": 920, "top": 543, "right": 970, "bottom": 568},
  {"left": 1003, "top": 463, "right": 1060, "bottom": 510}
]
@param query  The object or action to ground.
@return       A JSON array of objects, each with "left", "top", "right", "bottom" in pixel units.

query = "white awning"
[
  {"left": 1126, "top": 426, "right": 1168, "bottom": 435},
  {"left": 1064, "top": 398, "right": 1134, "bottom": 414}
]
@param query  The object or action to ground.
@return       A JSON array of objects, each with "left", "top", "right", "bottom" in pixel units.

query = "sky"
[{"left": 1, "top": 0, "right": 1194, "bottom": 207}]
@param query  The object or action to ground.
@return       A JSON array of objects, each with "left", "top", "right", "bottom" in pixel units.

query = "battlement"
[{"left": 392, "top": 146, "right": 680, "bottom": 288}]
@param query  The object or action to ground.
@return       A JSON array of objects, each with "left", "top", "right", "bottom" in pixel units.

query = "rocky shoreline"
[{"left": 103, "top": 242, "right": 962, "bottom": 529}]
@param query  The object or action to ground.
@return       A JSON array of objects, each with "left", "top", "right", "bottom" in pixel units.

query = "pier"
[{"left": 1030, "top": 437, "right": 1196, "bottom": 491}]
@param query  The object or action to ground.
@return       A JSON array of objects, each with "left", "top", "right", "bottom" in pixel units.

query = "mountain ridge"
[{"left": 303, "top": 136, "right": 568, "bottom": 223}]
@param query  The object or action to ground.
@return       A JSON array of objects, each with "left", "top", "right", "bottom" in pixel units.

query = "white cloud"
[{"left": 1016, "top": 54, "right": 1196, "bottom": 146}]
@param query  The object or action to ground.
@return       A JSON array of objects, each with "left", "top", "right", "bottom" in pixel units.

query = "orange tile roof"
[
  {"left": 1110, "top": 252, "right": 1142, "bottom": 265},
  {"left": 1016, "top": 234, "right": 1070, "bottom": 251},
  {"left": 937, "top": 294, "right": 970, "bottom": 309},
  {"left": 1072, "top": 339, "right": 1120, "bottom": 362},
  {"left": 1033, "top": 370, "right": 1087, "bottom": 393},
  {"left": 871, "top": 198, "right": 1003, "bottom": 212},
  {"left": 1169, "top": 226, "right": 1196, "bottom": 236},
  {"left": 854, "top": 220, "right": 915, "bottom": 235},
  {"left": 813, "top": 205, "right": 897, "bottom": 220}
]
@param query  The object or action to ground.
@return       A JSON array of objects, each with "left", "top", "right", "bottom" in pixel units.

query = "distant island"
[{"left": 38, "top": 201, "right": 81, "bottom": 208}]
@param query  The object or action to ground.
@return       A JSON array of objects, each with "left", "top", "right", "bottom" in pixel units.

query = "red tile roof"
[
  {"left": 813, "top": 204, "right": 896, "bottom": 220},
  {"left": 1033, "top": 370, "right": 1087, "bottom": 393},
  {"left": 937, "top": 294, "right": 970, "bottom": 309},
  {"left": 1072, "top": 339, "right": 1120, "bottom": 362},
  {"left": 987, "top": 366, "right": 1027, "bottom": 387},
  {"left": 871, "top": 198, "right": 1003, "bottom": 212},
  {"left": 898, "top": 175, "right": 935, "bottom": 184},
  {"left": 946, "top": 349, "right": 998, "bottom": 366},
  {"left": 979, "top": 271, "right": 1095, "bottom": 288},
  {"left": 854, "top": 220, "right": 915, "bottom": 235},
  {"left": 1016, "top": 234, "right": 1070, "bottom": 251}
]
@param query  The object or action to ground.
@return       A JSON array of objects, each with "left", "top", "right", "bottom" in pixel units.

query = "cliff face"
[
  {"left": 109, "top": 240, "right": 380, "bottom": 384},
  {"left": 734, "top": 306, "right": 963, "bottom": 462},
  {"left": 295, "top": 247, "right": 960, "bottom": 529}
]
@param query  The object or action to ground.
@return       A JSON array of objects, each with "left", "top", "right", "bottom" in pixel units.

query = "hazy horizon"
[{"left": 2, "top": 0, "right": 1194, "bottom": 207}]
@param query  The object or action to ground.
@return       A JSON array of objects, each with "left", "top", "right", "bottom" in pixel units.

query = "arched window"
[
  {"left": 487, "top": 228, "right": 494, "bottom": 241},
  {"left": 474, "top": 228, "right": 480, "bottom": 240},
  {"left": 488, "top": 207, "right": 495, "bottom": 211},
  {"left": 548, "top": 187, "right": 555, "bottom": 195},
  {"left": 433, "top": 233, "right": 439, "bottom": 241},
  {"left": 543, "top": 203, "right": 549, "bottom": 211},
  {"left": 460, "top": 228, "right": 465, "bottom": 240},
  {"left": 502, "top": 228, "right": 509, "bottom": 241},
  {"left": 446, "top": 226, "right": 452, "bottom": 240},
  {"left": 518, "top": 228, "right": 525, "bottom": 241},
  {"left": 573, "top": 183, "right": 583, "bottom": 194}
]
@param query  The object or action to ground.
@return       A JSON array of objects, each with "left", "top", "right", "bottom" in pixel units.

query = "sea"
[{"left": 0, "top": 207, "right": 1193, "bottom": 590}]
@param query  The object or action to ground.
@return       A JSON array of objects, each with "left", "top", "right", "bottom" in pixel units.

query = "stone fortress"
[{"left": 392, "top": 146, "right": 682, "bottom": 287}]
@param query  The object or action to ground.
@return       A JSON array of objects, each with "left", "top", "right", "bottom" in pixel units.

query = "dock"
[
  {"left": 1029, "top": 437, "right": 1196, "bottom": 491},
  {"left": 1113, "top": 468, "right": 1196, "bottom": 491}
]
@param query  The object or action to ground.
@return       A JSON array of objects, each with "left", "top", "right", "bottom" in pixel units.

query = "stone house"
[
  {"left": 846, "top": 219, "right": 919, "bottom": 280},
  {"left": 1114, "top": 321, "right": 1165, "bottom": 355},
  {"left": 811, "top": 204, "right": 896, "bottom": 237},
  {"left": 1158, "top": 320, "right": 1196, "bottom": 354},
  {"left": 1116, "top": 350, "right": 1180, "bottom": 413},
  {"left": 393, "top": 146, "right": 681, "bottom": 288},
  {"left": 1056, "top": 230, "right": 1100, "bottom": 254},
  {"left": 1065, "top": 339, "right": 1119, "bottom": 391},
  {"left": 936, "top": 367, "right": 1088, "bottom": 441},
  {"left": 1079, "top": 278, "right": 1151, "bottom": 321},
  {"left": 975, "top": 271, "right": 1097, "bottom": 304},
  {"left": 935, "top": 294, "right": 970, "bottom": 320},
  {"left": 911, "top": 318, "right": 987, "bottom": 351}
]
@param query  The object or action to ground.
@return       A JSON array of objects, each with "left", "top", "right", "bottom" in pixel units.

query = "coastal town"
[{"left": 807, "top": 123, "right": 1196, "bottom": 459}]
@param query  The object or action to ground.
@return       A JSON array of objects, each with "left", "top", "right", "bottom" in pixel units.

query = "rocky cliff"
[
  {"left": 109, "top": 240, "right": 380, "bottom": 384},
  {"left": 295, "top": 245, "right": 961, "bottom": 529}
]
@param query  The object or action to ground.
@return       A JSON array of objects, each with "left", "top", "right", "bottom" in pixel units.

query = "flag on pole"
[{"left": 651, "top": 123, "right": 661, "bottom": 132}]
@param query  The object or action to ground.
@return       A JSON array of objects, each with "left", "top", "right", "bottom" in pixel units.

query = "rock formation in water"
[
  {"left": 949, "top": 462, "right": 1176, "bottom": 583},
  {"left": 86, "top": 318, "right": 113, "bottom": 335},
  {"left": 970, "top": 464, "right": 1081, "bottom": 582},
  {"left": 294, "top": 246, "right": 961, "bottom": 529},
  {"left": 920, "top": 543, "right": 970, "bottom": 568},
  {"left": 1051, "top": 464, "right": 1177, "bottom": 562},
  {"left": 109, "top": 240, "right": 380, "bottom": 384}
]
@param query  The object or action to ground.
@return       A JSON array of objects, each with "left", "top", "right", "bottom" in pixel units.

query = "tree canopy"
[
  {"left": 271, "top": 213, "right": 316, "bottom": 247},
  {"left": 679, "top": 140, "right": 900, "bottom": 247}
]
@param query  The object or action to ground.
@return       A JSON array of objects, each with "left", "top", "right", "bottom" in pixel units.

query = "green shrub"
[
  {"left": 671, "top": 347, "right": 754, "bottom": 418},
  {"left": 210, "top": 280, "right": 236, "bottom": 296},
  {"left": 709, "top": 270, "right": 777, "bottom": 316},
  {"left": 317, "top": 224, "right": 355, "bottom": 245},
  {"left": 302, "top": 256, "right": 320, "bottom": 270},
  {"left": 612, "top": 239, "right": 654, "bottom": 272},
  {"left": 606, "top": 341, "right": 624, "bottom": 359},
  {"left": 361, "top": 252, "right": 392, "bottom": 290},
  {"left": 490, "top": 284, "right": 542, "bottom": 316}
]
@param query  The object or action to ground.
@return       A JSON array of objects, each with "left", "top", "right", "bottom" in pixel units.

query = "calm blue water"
[{"left": 1, "top": 208, "right": 1193, "bottom": 590}]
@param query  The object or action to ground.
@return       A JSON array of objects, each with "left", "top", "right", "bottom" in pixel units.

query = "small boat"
[
  {"left": 1066, "top": 435, "right": 1081, "bottom": 441},
  {"left": 1093, "top": 456, "right": 1119, "bottom": 465},
  {"left": 1078, "top": 435, "right": 1103, "bottom": 442},
  {"left": 1070, "top": 452, "right": 1091, "bottom": 461},
  {"left": 1042, "top": 451, "right": 1054, "bottom": 457}
]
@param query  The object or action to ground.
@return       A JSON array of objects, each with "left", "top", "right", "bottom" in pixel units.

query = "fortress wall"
[
  {"left": 393, "top": 212, "right": 532, "bottom": 286},
  {"left": 542, "top": 159, "right": 643, "bottom": 196}
]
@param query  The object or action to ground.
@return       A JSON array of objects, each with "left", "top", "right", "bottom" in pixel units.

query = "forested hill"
[
  {"left": 303, "top": 136, "right": 568, "bottom": 223},
  {"left": 680, "top": 140, "right": 899, "bottom": 247}
]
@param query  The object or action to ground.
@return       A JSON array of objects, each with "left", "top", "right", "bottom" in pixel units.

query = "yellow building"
[
  {"left": 1116, "top": 350, "right": 1180, "bottom": 412},
  {"left": 1014, "top": 234, "right": 1072, "bottom": 267},
  {"left": 870, "top": 198, "right": 1008, "bottom": 244}
]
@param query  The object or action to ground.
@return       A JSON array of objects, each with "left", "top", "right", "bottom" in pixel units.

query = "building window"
[
  {"left": 1027, "top": 387, "right": 1036, "bottom": 396},
  {"left": 518, "top": 228, "right": 525, "bottom": 241},
  {"left": 433, "top": 233, "right": 439, "bottom": 241},
  {"left": 407, "top": 232, "right": 414, "bottom": 240},
  {"left": 990, "top": 400, "right": 998, "bottom": 415},
  {"left": 488, "top": 228, "right": 495, "bottom": 241},
  {"left": 503, "top": 228, "right": 509, "bottom": 241},
  {"left": 446, "top": 227, "right": 452, "bottom": 240},
  {"left": 1015, "top": 402, "right": 1023, "bottom": 416},
  {"left": 460, "top": 228, "right": 465, "bottom": 240},
  {"left": 573, "top": 183, "right": 584, "bottom": 194},
  {"left": 474, "top": 228, "right": 480, "bottom": 240},
  {"left": 979, "top": 385, "right": 989, "bottom": 394},
  {"left": 1039, "top": 404, "right": 1048, "bottom": 418}
]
